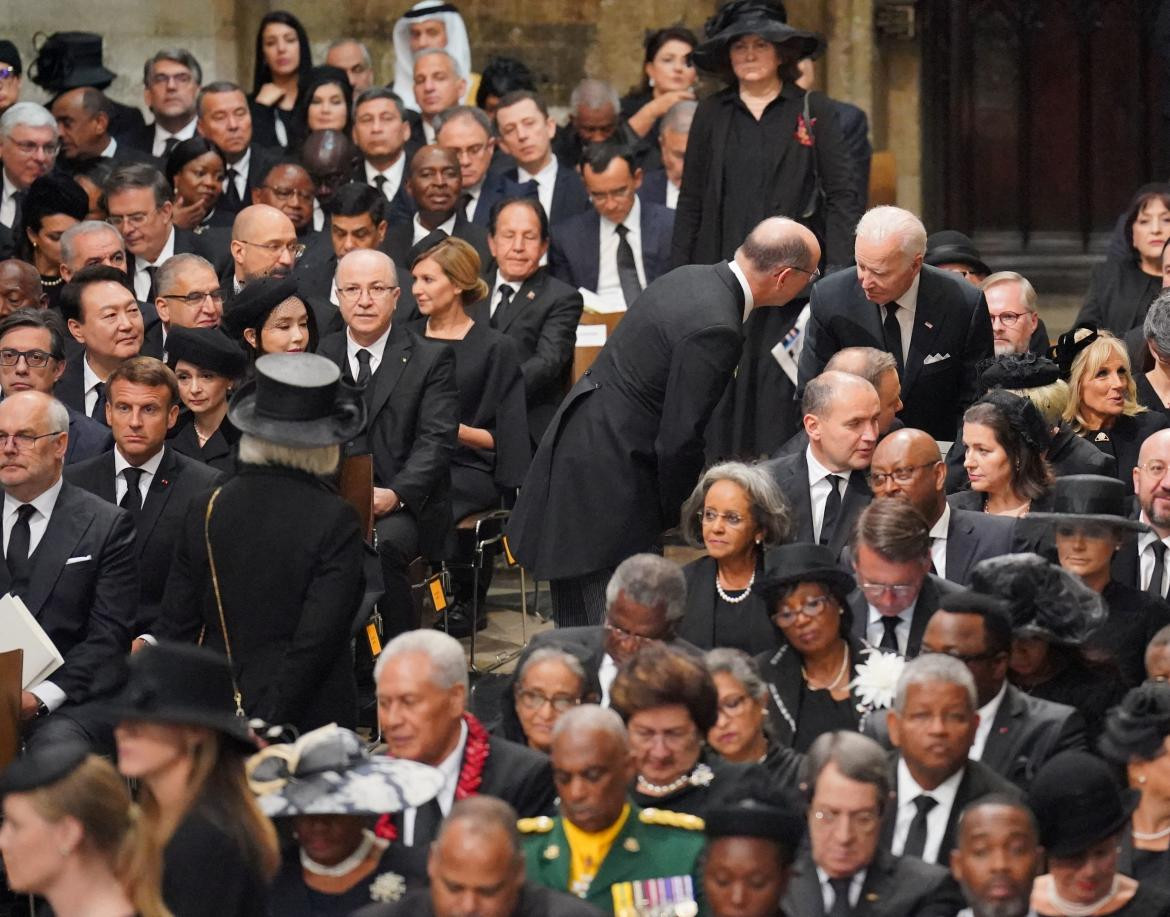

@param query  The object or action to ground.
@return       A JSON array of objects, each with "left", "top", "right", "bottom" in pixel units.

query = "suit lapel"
[
  {"left": 496, "top": 272, "right": 543, "bottom": 334},
  {"left": 135, "top": 448, "right": 180, "bottom": 549},
  {"left": 855, "top": 849, "right": 897, "bottom": 916},
  {"left": 829, "top": 471, "right": 871, "bottom": 554},
  {"left": 582, "top": 210, "right": 602, "bottom": 293},
  {"left": 787, "top": 454, "right": 816, "bottom": 542},
  {"left": 945, "top": 512, "right": 975, "bottom": 583},
  {"left": 978, "top": 686, "right": 1019, "bottom": 776},
  {"left": 906, "top": 578, "right": 934, "bottom": 657},
  {"left": 783, "top": 855, "right": 825, "bottom": 917},
  {"left": 639, "top": 205, "right": 663, "bottom": 284},
  {"left": 25, "top": 484, "right": 95, "bottom": 617},
  {"left": 902, "top": 276, "right": 946, "bottom": 395},
  {"left": 470, "top": 269, "right": 495, "bottom": 326},
  {"left": 367, "top": 330, "right": 413, "bottom": 420},
  {"left": 91, "top": 452, "right": 118, "bottom": 504}
]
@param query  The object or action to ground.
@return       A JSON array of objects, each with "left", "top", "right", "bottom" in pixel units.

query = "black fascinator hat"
[
  {"left": 1048, "top": 324, "right": 1099, "bottom": 379},
  {"left": 977, "top": 352, "right": 1061, "bottom": 395},
  {"left": 1099, "top": 682, "right": 1170, "bottom": 765},
  {"left": 969, "top": 389, "right": 1052, "bottom": 453}
]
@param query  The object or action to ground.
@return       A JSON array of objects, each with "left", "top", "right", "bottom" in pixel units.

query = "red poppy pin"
[{"left": 795, "top": 114, "right": 816, "bottom": 147}]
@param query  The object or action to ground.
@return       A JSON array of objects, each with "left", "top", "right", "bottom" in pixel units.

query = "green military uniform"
[{"left": 519, "top": 804, "right": 707, "bottom": 916}]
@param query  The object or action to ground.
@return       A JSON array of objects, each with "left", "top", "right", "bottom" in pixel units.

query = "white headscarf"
[{"left": 392, "top": 0, "right": 473, "bottom": 112}]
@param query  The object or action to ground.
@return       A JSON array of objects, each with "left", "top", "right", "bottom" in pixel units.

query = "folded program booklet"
[{"left": 0, "top": 594, "right": 63, "bottom": 689}]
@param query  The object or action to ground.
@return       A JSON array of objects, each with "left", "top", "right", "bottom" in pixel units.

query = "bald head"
[
  {"left": 869, "top": 428, "right": 946, "bottom": 523},
  {"left": 1136, "top": 428, "right": 1170, "bottom": 536},
  {"left": 230, "top": 205, "right": 298, "bottom": 283},
  {"left": 0, "top": 260, "right": 45, "bottom": 313},
  {"left": 336, "top": 249, "right": 398, "bottom": 345},
  {"left": 551, "top": 703, "right": 627, "bottom": 748},
  {"left": 302, "top": 130, "right": 356, "bottom": 206},
  {"left": 735, "top": 217, "right": 822, "bottom": 309},
  {"left": 336, "top": 248, "right": 396, "bottom": 285},
  {"left": 231, "top": 204, "right": 292, "bottom": 242}
]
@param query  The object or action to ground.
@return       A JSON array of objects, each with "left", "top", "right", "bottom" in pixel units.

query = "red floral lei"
[{"left": 375, "top": 713, "right": 490, "bottom": 841}]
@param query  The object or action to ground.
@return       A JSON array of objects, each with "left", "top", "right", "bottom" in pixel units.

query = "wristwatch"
[{"left": 34, "top": 700, "right": 49, "bottom": 719}]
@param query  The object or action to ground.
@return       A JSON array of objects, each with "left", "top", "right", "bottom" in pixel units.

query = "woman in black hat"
[
  {"left": 15, "top": 172, "right": 89, "bottom": 311},
  {"left": 250, "top": 10, "right": 313, "bottom": 149},
  {"left": 166, "top": 325, "right": 247, "bottom": 472},
  {"left": 165, "top": 137, "right": 227, "bottom": 231},
  {"left": 111, "top": 642, "right": 280, "bottom": 917},
  {"left": 752, "top": 543, "right": 865, "bottom": 752},
  {"left": 224, "top": 274, "right": 317, "bottom": 363},
  {"left": 672, "top": 0, "right": 860, "bottom": 269},
  {"left": 1030, "top": 750, "right": 1170, "bottom": 916},
  {"left": 0, "top": 746, "right": 167, "bottom": 917}
]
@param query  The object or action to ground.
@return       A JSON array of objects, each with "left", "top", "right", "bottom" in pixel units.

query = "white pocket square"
[
  {"left": 923, "top": 352, "right": 951, "bottom": 365},
  {"left": 65, "top": 555, "right": 92, "bottom": 565}
]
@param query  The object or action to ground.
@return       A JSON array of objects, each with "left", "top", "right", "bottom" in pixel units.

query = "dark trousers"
[
  {"left": 375, "top": 510, "right": 420, "bottom": 638},
  {"left": 25, "top": 702, "right": 116, "bottom": 757},
  {"left": 449, "top": 466, "right": 501, "bottom": 605}
]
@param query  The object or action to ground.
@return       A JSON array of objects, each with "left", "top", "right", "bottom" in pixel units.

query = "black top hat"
[
  {"left": 166, "top": 326, "right": 248, "bottom": 380},
  {"left": 1028, "top": 474, "right": 1151, "bottom": 533},
  {"left": 692, "top": 0, "right": 824, "bottom": 77},
  {"left": 924, "top": 230, "right": 991, "bottom": 277},
  {"left": 29, "top": 32, "right": 115, "bottom": 92},
  {"left": 229, "top": 352, "right": 365, "bottom": 448},
  {"left": 104, "top": 643, "right": 257, "bottom": 750},
  {"left": 756, "top": 543, "right": 856, "bottom": 609},
  {"left": 1029, "top": 750, "right": 1138, "bottom": 857},
  {"left": 0, "top": 41, "right": 22, "bottom": 75},
  {"left": 977, "top": 353, "right": 1060, "bottom": 394},
  {"left": 0, "top": 742, "right": 87, "bottom": 795}
]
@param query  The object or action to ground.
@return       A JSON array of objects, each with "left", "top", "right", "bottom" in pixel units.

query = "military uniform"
[{"left": 519, "top": 805, "right": 706, "bottom": 916}]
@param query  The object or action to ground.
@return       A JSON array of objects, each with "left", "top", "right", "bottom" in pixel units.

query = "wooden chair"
[
  {"left": 571, "top": 311, "right": 624, "bottom": 384},
  {"left": 0, "top": 650, "right": 22, "bottom": 769},
  {"left": 868, "top": 150, "right": 897, "bottom": 207}
]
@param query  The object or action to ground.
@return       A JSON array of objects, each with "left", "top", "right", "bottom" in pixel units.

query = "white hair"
[
  {"left": 893, "top": 653, "right": 977, "bottom": 713},
  {"left": 570, "top": 79, "right": 620, "bottom": 114},
  {"left": 551, "top": 703, "right": 627, "bottom": 745},
  {"left": 46, "top": 397, "right": 69, "bottom": 435},
  {"left": 237, "top": 434, "right": 340, "bottom": 476},
  {"left": 413, "top": 47, "right": 465, "bottom": 81},
  {"left": 60, "top": 221, "right": 124, "bottom": 270},
  {"left": 0, "top": 102, "right": 57, "bottom": 140},
  {"left": 374, "top": 629, "right": 469, "bottom": 693},
  {"left": 855, "top": 206, "right": 927, "bottom": 258}
]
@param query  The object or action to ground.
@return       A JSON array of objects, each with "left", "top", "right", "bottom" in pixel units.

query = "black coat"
[
  {"left": 671, "top": 85, "right": 862, "bottom": 269},
  {"left": 979, "top": 684, "right": 1087, "bottom": 791},
  {"left": 637, "top": 169, "right": 671, "bottom": 208},
  {"left": 944, "top": 507, "right": 1018, "bottom": 586},
  {"left": 65, "top": 446, "right": 222, "bottom": 634},
  {"left": 1090, "top": 580, "right": 1170, "bottom": 686},
  {"left": 1083, "top": 412, "right": 1170, "bottom": 494},
  {"left": 759, "top": 450, "right": 872, "bottom": 557},
  {"left": 64, "top": 405, "right": 113, "bottom": 465},
  {"left": 507, "top": 262, "right": 745, "bottom": 579},
  {"left": 847, "top": 574, "right": 959, "bottom": 657},
  {"left": 547, "top": 202, "right": 674, "bottom": 294},
  {"left": 269, "top": 842, "right": 426, "bottom": 917},
  {"left": 469, "top": 268, "right": 584, "bottom": 446},
  {"left": 383, "top": 213, "right": 492, "bottom": 323},
  {"left": 678, "top": 555, "right": 778, "bottom": 656},
  {"left": 799, "top": 264, "right": 995, "bottom": 440},
  {"left": 168, "top": 413, "right": 241, "bottom": 474},
  {"left": 1076, "top": 258, "right": 1164, "bottom": 335},
  {"left": 163, "top": 806, "right": 269, "bottom": 917},
  {"left": 944, "top": 423, "right": 1117, "bottom": 493},
  {"left": 158, "top": 465, "right": 365, "bottom": 731},
  {"left": 353, "top": 882, "right": 604, "bottom": 917}
]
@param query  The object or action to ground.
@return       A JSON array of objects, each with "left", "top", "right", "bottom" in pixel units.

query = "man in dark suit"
[
  {"left": 798, "top": 206, "right": 994, "bottom": 441},
  {"left": 225, "top": 204, "right": 302, "bottom": 297},
  {"left": 351, "top": 86, "right": 416, "bottom": 225},
  {"left": 295, "top": 182, "right": 388, "bottom": 310},
  {"left": 0, "top": 102, "right": 58, "bottom": 229},
  {"left": 150, "top": 253, "right": 224, "bottom": 357},
  {"left": 436, "top": 106, "right": 505, "bottom": 228},
  {"left": 473, "top": 197, "right": 582, "bottom": 447},
  {"left": 881, "top": 654, "right": 1018, "bottom": 866},
  {"left": 761, "top": 371, "right": 880, "bottom": 557},
  {"left": 950, "top": 796, "right": 1043, "bottom": 917},
  {"left": 51, "top": 88, "right": 155, "bottom": 173},
  {"left": 120, "top": 50, "right": 202, "bottom": 159},
  {"left": 784, "top": 730, "right": 965, "bottom": 917},
  {"left": 65, "top": 357, "right": 220, "bottom": 640},
  {"left": 636, "top": 100, "right": 694, "bottom": 212},
  {"left": 1118, "top": 427, "right": 1170, "bottom": 595},
  {"left": 508, "top": 218, "right": 821, "bottom": 626},
  {"left": 252, "top": 161, "right": 319, "bottom": 242},
  {"left": 195, "top": 81, "right": 277, "bottom": 217},
  {"left": 869, "top": 428, "right": 1016, "bottom": 586},
  {"left": 318, "top": 249, "right": 458, "bottom": 637},
  {"left": 921, "top": 592, "right": 1086, "bottom": 790},
  {"left": 495, "top": 91, "right": 591, "bottom": 228},
  {"left": 548, "top": 142, "right": 673, "bottom": 311},
  {"left": 847, "top": 499, "right": 958, "bottom": 656},
  {"left": 797, "top": 59, "right": 873, "bottom": 211},
  {"left": 0, "top": 390, "right": 137, "bottom": 751},
  {"left": 0, "top": 308, "right": 111, "bottom": 464}
]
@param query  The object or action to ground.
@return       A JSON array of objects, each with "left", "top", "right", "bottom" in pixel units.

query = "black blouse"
[{"left": 169, "top": 412, "right": 240, "bottom": 474}]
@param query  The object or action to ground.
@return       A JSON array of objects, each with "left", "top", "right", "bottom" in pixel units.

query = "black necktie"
[
  {"left": 145, "top": 264, "right": 159, "bottom": 302},
  {"left": 1150, "top": 541, "right": 1168, "bottom": 599},
  {"left": 6, "top": 504, "right": 35, "bottom": 599},
  {"left": 615, "top": 224, "right": 642, "bottom": 307},
  {"left": 120, "top": 467, "right": 144, "bottom": 516},
  {"left": 828, "top": 877, "right": 853, "bottom": 917},
  {"left": 90, "top": 381, "right": 107, "bottom": 423},
  {"left": 883, "top": 303, "right": 905, "bottom": 376},
  {"left": 879, "top": 615, "right": 901, "bottom": 653},
  {"left": 162, "top": 136, "right": 179, "bottom": 157},
  {"left": 493, "top": 284, "right": 514, "bottom": 328},
  {"left": 355, "top": 348, "right": 372, "bottom": 388},
  {"left": 373, "top": 174, "right": 389, "bottom": 200},
  {"left": 820, "top": 474, "right": 842, "bottom": 546},
  {"left": 411, "top": 797, "right": 444, "bottom": 848},
  {"left": 224, "top": 168, "right": 242, "bottom": 208},
  {"left": 902, "top": 795, "right": 938, "bottom": 859}
]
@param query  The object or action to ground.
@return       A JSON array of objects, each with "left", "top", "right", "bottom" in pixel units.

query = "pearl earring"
[
  {"left": 1140, "top": 774, "right": 1148, "bottom": 784},
  {"left": 648, "top": 77, "right": 655, "bottom": 88}
]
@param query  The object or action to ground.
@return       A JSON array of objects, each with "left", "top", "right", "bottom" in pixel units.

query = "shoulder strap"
[{"left": 203, "top": 486, "right": 245, "bottom": 718}]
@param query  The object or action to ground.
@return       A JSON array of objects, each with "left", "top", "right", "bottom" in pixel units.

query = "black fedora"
[
  {"left": 1029, "top": 750, "right": 1138, "bottom": 857},
  {"left": 105, "top": 643, "right": 256, "bottom": 750},
  {"left": 29, "top": 32, "right": 115, "bottom": 92},
  {"left": 756, "top": 542, "right": 856, "bottom": 608},
  {"left": 692, "top": 0, "right": 824, "bottom": 77},
  {"left": 228, "top": 352, "right": 365, "bottom": 448},
  {"left": 924, "top": 230, "right": 990, "bottom": 277},
  {"left": 1028, "top": 474, "right": 1150, "bottom": 534}
]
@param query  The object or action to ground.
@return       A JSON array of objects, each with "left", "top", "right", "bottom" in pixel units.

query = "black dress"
[
  {"left": 269, "top": 840, "right": 426, "bottom": 917},
  {"left": 1076, "top": 258, "right": 1163, "bottom": 335},
  {"left": 1012, "top": 658, "right": 1126, "bottom": 745},
  {"left": 163, "top": 806, "right": 269, "bottom": 917},
  {"left": 678, "top": 555, "right": 778, "bottom": 656},
  {"left": 169, "top": 412, "right": 241, "bottom": 474},
  {"left": 1092, "top": 581, "right": 1170, "bottom": 686},
  {"left": 1137, "top": 373, "right": 1170, "bottom": 418},
  {"left": 630, "top": 751, "right": 751, "bottom": 820}
]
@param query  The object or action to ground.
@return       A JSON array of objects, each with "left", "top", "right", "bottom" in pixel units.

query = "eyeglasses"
[
  {"left": 0, "top": 67, "right": 16, "bottom": 82},
  {"left": 784, "top": 264, "right": 822, "bottom": 282},
  {"left": 603, "top": 621, "right": 660, "bottom": 646},
  {"left": 858, "top": 582, "right": 920, "bottom": 599},
  {"left": 867, "top": 461, "right": 941, "bottom": 488},
  {"left": 263, "top": 185, "right": 314, "bottom": 203},
  {"left": 772, "top": 594, "right": 835, "bottom": 626},
  {"left": 107, "top": 210, "right": 157, "bottom": 229},
  {"left": 1139, "top": 460, "right": 1170, "bottom": 478},
  {"left": 0, "top": 348, "right": 55, "bottom": 368},
  {"left": 9, "top": 139, "right": 59, "bottom": 157},
  {"left": 239, "top": 240, "right": 307, "bottom": 259},
  {"left": 160, "top": 290, "right": 225, "bottom": 307},
  {"left": 150, "top": 72, "right": 194, "bottom": 87},
  {"left": 447, "top": 143, "right": 489, "bottom": 159},
  {"left": 0, "top": 430, "right": 63, "bottom": 450},
  {"left": 515, "top": 688, "right": 580, "bottom": 713},
  {"left": 990, "top": 310, "right": 1032, "bottom": 327},
  {"left": 337, "top": 283, "right": 398, "bottom": 301},
  {"left": 812, "top": 806, "right": 881, "bottom": 833},
  {"left": 698, "top": 508, "right": 747, "bottom": 528},
  {"left": 717, "top": 692, "right": 753, "bottom": 716}
]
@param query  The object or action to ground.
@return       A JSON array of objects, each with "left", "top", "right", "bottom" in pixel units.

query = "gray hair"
[
  {"left": 825, "top": 347, "right": 899, "bottom": 390},
  {"left": 374, "top": 629, "right": 469, "bottom": 693},
  {"left": 894, "top": 653, "right": 977, "bottom": 713},
  {"left": 1145, "top": 289, "right": 1170, "bottom": 354},
  {"left": 604, "top": 554, "right": 686, "bottom": 624},
  {"left": 801, "top": 730, "right": 892, "bottom": 811},
  {"left": 437, "top": 796, "right": 522, "bottom": 862},
  {"left": 60, "top": 221, "right": 123, "bottom": 268},
  {"left": 434, "top": 104, "right": 492, "bottom": 139},
  {"left": 802, "top": 370, "right": 877, "bottom": 418},
  {"left": 237, "top": 434, "right": 340, "bottom": 477},
  {"left": 414, "top": 48, "right": 464, "bottom": 80},
  {"left": 327, "top": 37, "right": 372, "bottom": 69},
  {"left": 103, "top": 162, "right": 172, "bottom": 209},
  {"left": 45, "top": 396, "right": 69, "bottom": 435},
  {"left": 569, "top": 78, "right": 620, "bottom": 114},
  {"left": 855, "top": 206, "right": 927, "bottom": 258},
  {"left": 143, "top": 48, "right": 203, "bottom": 87},
  {"left": 551, "top": 703, "right": 627, "bottom": 745},
  {"left": 155, "top": 253, "right": 215, "bottom": 298},
  {"left": 704, "top": 648, "right": 767, "bottom": 701},
  {"left": 196, "top": 81, "right": 246, "bottom": 118},
  {"left": 680, "top": 460, "right": 791, "bottom": 547},
  {"left": 982, "top": 271, "right": 1037, "bottom": 313},
  {"left": 516, "top": 647, "right": 586, "bottom": 688},
  {"left": 0, "top": 102, "right": 57, "bottom": 140},
  {"left": 661, "top": 100, "right": 698, "bottom": 136},
  {"left": 353, "top": 86, "right": 407, "bottom": 122}
]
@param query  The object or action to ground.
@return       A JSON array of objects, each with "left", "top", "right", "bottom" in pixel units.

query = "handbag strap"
[{"left": 203, "top": 486, "right": 245, "bottom": 718}]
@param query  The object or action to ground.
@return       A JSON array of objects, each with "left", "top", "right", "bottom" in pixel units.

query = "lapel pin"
[
  {"left": 924, "top": 321, "right": 934, "bottom": 329},
  {"left": 623, "top": 837, "right": 639, "bottom": 852},
  {"left": 527, "top": 290, "right": 536, "bottom": 300},
  {"left": 543, "top": 844, "right": 560, "bottom": 860},
  {"left": 866, "top": 892, "right": 879, "bottom": 902},
  {"left": 998, "top": 726, "right": 1009, "bottom": 733}
]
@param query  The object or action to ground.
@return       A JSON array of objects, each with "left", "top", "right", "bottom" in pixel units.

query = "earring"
[
  {"left": 1140, "top": 774, "right": 1148, "bottom": 785},
  {"left": 648, "top": 77, "right": 656, "bottom": 88}
]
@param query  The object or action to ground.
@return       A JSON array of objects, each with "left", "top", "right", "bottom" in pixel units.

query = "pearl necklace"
[
  {"left": 1045, "top": 874, "right": 1121, "bottom": 917},
  {"left": 715, "top": 569, "right": 755, "bottom": 604},
  {"left": 1133, "top": 824, "right": 1170, "bottom": 841},
  {"left": 801, "top": 643, "right": 850, "bottom": 691},
  {"left": 637, "top": 772, "right": 692, "bottom": 795},
  {"left": 300, "top": 829, "right": 377, "bottom": 877}
]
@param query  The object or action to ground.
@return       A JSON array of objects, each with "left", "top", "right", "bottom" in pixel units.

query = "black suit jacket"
[
  {"left": 383, "top": 213, "right": 493, "bottom": 323},
  {"left": 468, "top": 174, "right": 508, "bottom": 227},
  {"left": 217, "top": 144, "right": 280, "bottom": 216},
  {"left": 944, "top": 508, "right": 1017, "bottom": 586},
  {"left": 507, "top": 262, "right": 745, "bottom": 579},
  {"left": 350, "top": 158, "right": 416, "bottom": 226},
  {"left": 833, "top": 98, "right": 873, "bottom": 212},
  {"left": 0, "top": 481, "right": 138, "bottom": 704},
  {"left": 502, "top": 162, "right": 592, "bottom": 227},
  {"left": 799, "top": 264, "right": 994, "bottom": 440},
  {"left": 470, "top": 268, "right": 584, "bottom": 445},
  {"left": 760, "top": 450, "right": 872, "bottom": 557},
  {"left": 547, "top": 202, "right": 674, "bottom": 295},
  {"left": 354, "top": 883, "right": 603, "bottom": 917},
  {"left": 979, "top": 684, "right": 1086, "bottom": 791},
  {"left": 65, "top": 447, "right": 222, "bottom": 634},
  {"left": 64, "top": 406, "right": 113, "bottom": 465},
  {"left": 782, "top": 847, "right": 965, "bottom": 917},
  {"left": 637, "top": 168, "right": 670, "bottom": 207},
  {"left": 848, "top": 574, "right": 958, "bottom": 657},
  {"left": 126, "top": 226, "right": 233, "bottom": 283}
]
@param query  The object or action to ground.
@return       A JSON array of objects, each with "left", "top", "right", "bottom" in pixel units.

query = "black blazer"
[
  {"left": 979, "top": 684, "right": 1086, "bottom": 791},
  {"left": 547, "top": 202, "right": 674, "bottom": 294},
  {"left": 944, "top": 508, "right": 1017, "bottom": 586},
  {"left": 678, "top": 555, "right": 778, "bottom": 656},
  {"left": 469, "top": 268, "right": 584, "bottom": 445},
  {"left": 468, "top": 174, "right": 509, "bottom": 227},
  {"left": 833, "top": 98, "right": 874, "bottom": 211},
  {"left": 383, "top": 213, "right": 493, "bottom": 323},
  {"left": 217, "top": 144, "right": 280, "bottom": 216},
  {"left": 0, "top": 481, "right": 137, "bottom": 704},
  {"left": 759, "top": 450, "right": 872, "bottom": 557},
  {"left": 126, "top": 227, "right": 233, "bottom": 283},
  {"left": 64, "top": 406, "right": 113, "bottom": 465},
  {"left": 847, "top": 574, "right": 959, "bottom": 657},
  {"left": 799, "top": 264, "right": 994, "bottom": 440},
  {"left": 354, "top": 883, "right": 604, "bottom": 917},
  {"left": 501, "top": 161, "right": 592, "bottom": 227},
  {"left": 163, "top": 806, "right": 269, "bottom": 917},
  {"left": 1076, "top": 258, "right": 1164, "bottom": 335},
  {"left": 1085, "top": 412, "right": 1170, "bottom": 495},
  {"left": 637, "top": 168, "right": 670, "bottom": 208},
  {"left": 754, "top": 637, "right": 866, "bottom": 748},
  {"left": 782, "top": 847, "right": 965, "bottom": 917},
  {"left": 507, "top": 262, "right": 745, "bottom": 580},
  {"left": 318, "top": 326, "right": 460, "bottom": 559},
  {"left": 65, "top": 446, "right": 222, "bottom": 634},
  {"left": 350, "top": 158, "right": 416, "bottom": 225}
]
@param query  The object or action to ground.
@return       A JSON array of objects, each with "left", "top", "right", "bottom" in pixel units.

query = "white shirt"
[
  {"left": 464, "top": 182, "right": 482, "bottom": 222},
  {"left": 1138, "top": 519, "right": 1170, "bottom": 597},
  {"left": 365, "top": 157, "right": 406, "bottom": 203},
  {"left": 412, "top": 212, "right": 457, "bottom": 244},
  {"left": 346, "top": 325, "right": 392, "bottom": 382},
  {"left": 593, "top": 196, "right": 645, "bottom": 311},
  {"left": 519, "top": 157, "right": 559, "bottom": 223},
  {"left": 598, "top": 653, "right": 617, "bottom": 707},
  {"left": 865, "top": 604, "right": 914, "bottom": 655},
  {"left": 929, "top": 503, "right": 951, "bottom": 580},
  {"left": 133, "top": 226, "right": 177, "bottom": 301},
  {"left": 82, "top": 356, "right": 107, "bottom": 418},
  {"left": 891, "top": 758, "right": 964, "bottom": 864},
  {"left": 402, "top": 719, "right": 468, "bottom": 845},
  {"left": 885, "top": 271, "right": 921, "bottom": 366},
  {"left": 665, "top": 179, "right": 680, "bottom": 210},
  {"left": 4, "top": 477, "right": 65, "bottom": 711},
  {"left": 970, "top": 680, "right": 1006, "bottom": 761},
  {"left": 489, "top": 272, "right": 524, "bottom": 319},
  {"left": 728, "top": 259, "right": 755, "bottom": 322},
  {"left": 422, "top": 119, "right": 437, "bottom": 144},
  {"left": 113, "top": 447, "right": 165, "bottom": 508},
  {"left": 806, "top": 445, "right": 846, "bottom": 544},
  {"left": 816, "top": 867, "right": 866, "bottom": 913},
  {"left": 99, "top": 137, "right": 118, "bottom": 159},
  {"left": 151, "top": 118, "right": 197, "bottom": 158},
  {"left": 312, "top": 200, "right": 325, "bottom": 233},
  {"left": 224, "top": 146, "right": 252, "bottom": 200},
  {"left": 0, "top": 168, "right": 21, "bottom": 227}
]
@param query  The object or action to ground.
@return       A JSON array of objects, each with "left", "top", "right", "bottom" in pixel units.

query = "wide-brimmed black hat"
[
  {"left": 104, "top": 643, "right": 256, "bottom": 750},
  {"left": 228, "top": 352, "right": 365, "bottom": 448},
  {"left": 692, "top": 0, "right": 824, "bottom": 77},
  {"left": 1028, "top": 474, "right": 1150, "bottom": 533},
  {"left": 757, "top": 543, "right": 856, "bottom": 608},
  {"left": 924, "top": 230, "right": 990, "bottom": 276},
  {"left": 166, "top": 326, "right": 247, "bottom": 379},
  {"left": 1029, "top": 751, "right": 1138, "bottom": 857},
  {"left": 21, "top": 173, "right": 89, "bottom": 226},
  {"left": 222, "top": 275, "right": 301, "bottom": 339},
  {"left": 29, "top": 33, "right": 115, "bottom": 92},
  {"left": 0, "top": 742, "right": 87, "bottom": 796}
]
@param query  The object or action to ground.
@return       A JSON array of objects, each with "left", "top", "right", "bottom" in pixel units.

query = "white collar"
[
  {"left": 896, "top": 755, "right": 965, "bottom": 809},
  {"left": 2, "top": 168, "right": 20, "bottom": 197},
  {"left": 1138, "top": 520, "right": 1170, "bottom": 551},
  {"left": 82, "top": 355, "right": 105, "bottom": 393},
  {"left": 365, "top": 155, "right": 405, "bottom": 183},
  {"left": 727, "top": 259, "right": 755, "bottom": 320},
  {"left": 930, "top": 502, "right": 950, "bottom": 539},
  {"left": 436, "top": 718, "right": 470, "bottom": 795},
  {"left": 228, "top": 145, "right": 252, "bottom": 173},
  {"left": 519, "top": 156, "right": 558, "bottom": 186},
  {"left": 893, "top": 271, "right": 922, "bottom": 314},
  {"left": 346, "top": 324, "right": 392, "bottom": 362},
  {"left": 100, "top": 137, "right": 118, "bottom": 158},
  {"left": 814, "top": 866, "right": 867, "bottom": 896},
  {"left": 412, "top": 211, "right": 457, "bottom": 243},
  {"left": 155, "top": 119, "right": 196, "bottom": 142},
  {"left": 976, "top": 680, "right": 1008, "bottom": 728},
  {"left": 140, "top": 225, "right": 177, "bottom": 270},
  {"left": 113, "top": 444, "right": 166, "bottom": 478},
  {"left": 4, "top": 475, "right": 62, "bottom": 521},
  {"left": 806, "top": 443, "right": 846, "bottom": 482},
  {"left": 602, "top": 196, "right": 640, "bottom": 235}
]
